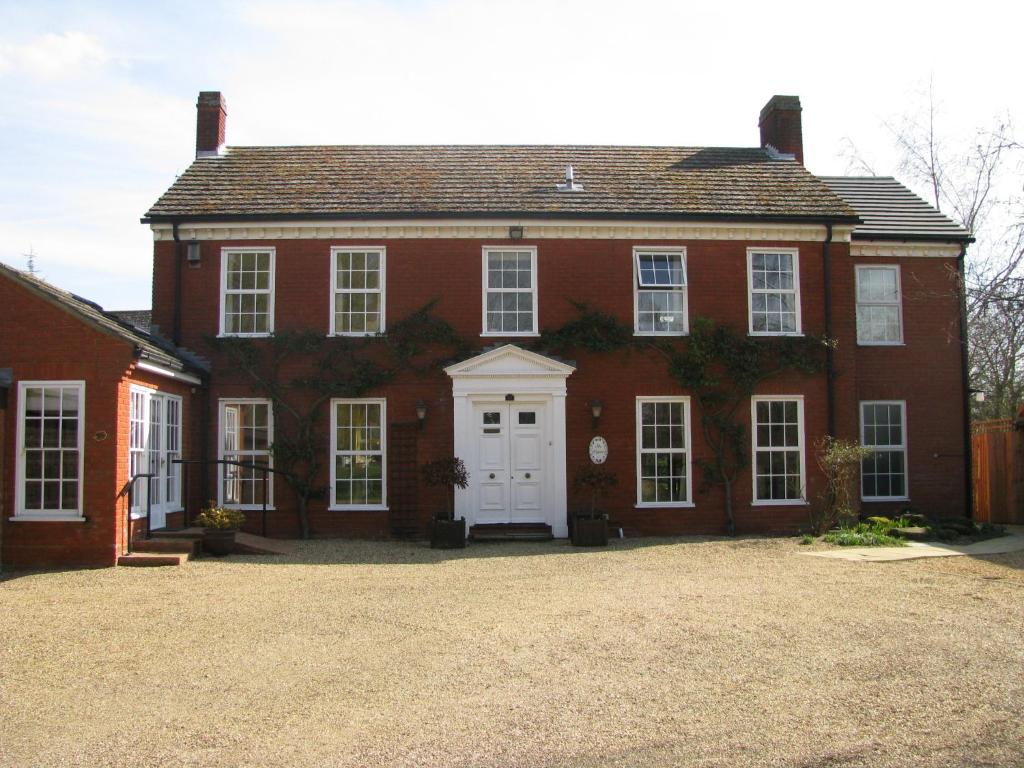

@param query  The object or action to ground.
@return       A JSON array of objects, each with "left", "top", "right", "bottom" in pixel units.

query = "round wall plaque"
[{"left": 588, "top": 436, "right": 608, "bottom": 464}]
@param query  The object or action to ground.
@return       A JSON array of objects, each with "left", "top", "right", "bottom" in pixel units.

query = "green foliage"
[
  {"left": 811, "top": 437, "right": 874, "bottom": 535},
  {"left": 422, "top": 457, "right": 469, "bottom": 521},
  {"left": 539, "top": 301, "right": 636, "bottom": 354},
  {"left": 573, "top": 465, "right": 619, "bottom": 515},
  {"left": 194, "top": 501, "right": 246, "bottom": 530},
  {"left": 213, "top": 303, "right": 468, "bottom": 538},
  {"left": 823, "top": 520, "right": 908, "bottom": 547},
  {"left": 799, "top": 533, "right": 815, "bottom": 545}
]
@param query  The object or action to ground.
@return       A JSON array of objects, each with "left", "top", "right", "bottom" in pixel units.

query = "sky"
[{"left": 1, "top": 0, "right": 1021, "bottom": 310}]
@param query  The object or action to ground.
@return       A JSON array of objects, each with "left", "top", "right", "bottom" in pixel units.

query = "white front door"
[
  {"left": 472, "top": 402, "right": 546, "bottom": 524},
  {"left": 129, "top": 387, "right": 182, "bottom": 530}
]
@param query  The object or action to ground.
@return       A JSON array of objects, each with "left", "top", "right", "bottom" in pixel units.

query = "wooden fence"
[{"left": 972, "top": 417, "right": 1024, "bottom": 523}]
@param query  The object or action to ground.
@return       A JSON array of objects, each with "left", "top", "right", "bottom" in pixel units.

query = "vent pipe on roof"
[
  {"left": 759, "top": 95, "right": 803, "bottom": 165},
  {"left": 196, "top": 91, "right": 227, "bottom": 158},
  {"left": 556, "top": 164, "right": 584, "bottom": 192}
]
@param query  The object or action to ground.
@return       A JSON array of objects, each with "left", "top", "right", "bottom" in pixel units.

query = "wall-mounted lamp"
[
  {"left": 415, "top": 399, "right": 427, "bottom": 429},
  {"left": 590, "top": 399, "right": 603, "bottom": 430},
  {"left": 508, "top": 225, "right": 524, "bottom": 240},
  {"left": 186, "top": 239, "right": 201, "bottom": 265}
]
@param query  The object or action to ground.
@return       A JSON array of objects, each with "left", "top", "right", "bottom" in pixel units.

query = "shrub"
[
  {"left": 573, "top": 465, "right": 618, "bottom": 517},
  {"left": 810, "top": 437, "right": 874, "bottom": 535},
  {"left": 194, "top": 501, "right": 246, "bottom": 530},
  {"left": 799, "top": 533, "right": 815, "bottom": 545},
  {"left": 823, "top": 519, "right": 908, "bottom": 547},
  {"left": 422, "top": 457, "right": 469, "bottom": 521}
]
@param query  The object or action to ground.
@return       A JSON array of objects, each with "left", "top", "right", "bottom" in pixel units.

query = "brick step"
[
  {"left": 132, "top": 538, "right": 200, "bottom": 556},
  {"left": 151, "top": 527, "right": 205, "bottom": 541},
  {"left": 117, "top": 552, "right": 186, "bottom": 567},
  {"left": 469, "top": 523, "right": 554, "bottom": 542}
]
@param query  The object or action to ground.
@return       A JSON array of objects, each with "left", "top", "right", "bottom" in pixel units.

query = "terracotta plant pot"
[
  {"left": 202, "top": 528, "right": 237, "bottom": 556},
  {"left": 431, "top": 517, "right": 466, "bottom": 549}
]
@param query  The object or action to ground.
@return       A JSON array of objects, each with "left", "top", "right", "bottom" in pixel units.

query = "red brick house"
[
  {"left": 0, "top": 264, "right": 206, "bottom": 568},
  {"left": 135, "top": 91, "right": 971, "bottom": 541}
]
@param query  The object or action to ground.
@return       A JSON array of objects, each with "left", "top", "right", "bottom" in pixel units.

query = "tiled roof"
[
  {"left": 0, "top": 264, "right": 206, "bottom": 374},
  {"left": 145, "top": 145, "right": 858, "bottom": 222},
  {"left": 111, "top": 309, "right": 152, "bottom": 333},
  {"left": 820, "top": 176, "right": 971, "bottom": 242}
]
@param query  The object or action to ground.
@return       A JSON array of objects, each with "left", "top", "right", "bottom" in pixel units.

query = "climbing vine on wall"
[
  {"left": 213, "top": 301, "right": 469, "bottom": 539},
  {"left": 539, "top": 304, "right": 829, "bottom": 535}
]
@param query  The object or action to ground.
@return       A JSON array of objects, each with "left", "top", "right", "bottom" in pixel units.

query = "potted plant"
[
  {"left": 572, "top": 465, "right": 617, "bottom": 546},
  {"left": 194, "top": 501, "right": 247, "bottom": 556},
  {"left": 423, "top": 457, "right": 469, "bottom": 549}
]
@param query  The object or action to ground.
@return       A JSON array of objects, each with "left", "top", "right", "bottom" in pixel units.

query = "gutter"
[
  {"left": 172, "top": 221, "right": 183, "bottom": 346},
  {"left": 957, "top": 243, "right": 974, "bottom": 518},
  {"left": 822, "top": 222, "right": 835, "bottom": 436}
]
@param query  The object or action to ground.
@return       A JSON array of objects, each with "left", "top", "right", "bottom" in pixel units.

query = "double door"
[
  {"left": 473, "top": 402, "right": 545, "bottom": 523},
  {"left": 129, "top": 388, "right": 182, "bottom": 530}
]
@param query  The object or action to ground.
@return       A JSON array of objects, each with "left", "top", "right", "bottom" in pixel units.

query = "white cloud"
[{"left": 0, "top": 31, "right": 108, "bottom": 79}]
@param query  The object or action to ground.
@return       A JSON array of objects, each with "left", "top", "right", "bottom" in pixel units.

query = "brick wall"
[{"left": 152, "top": 235, "right": 967, "bottom": 536}]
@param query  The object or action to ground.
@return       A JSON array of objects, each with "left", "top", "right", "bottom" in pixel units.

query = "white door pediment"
[{"left": 444, "top": 344, "right": 575, "bottom": 379}]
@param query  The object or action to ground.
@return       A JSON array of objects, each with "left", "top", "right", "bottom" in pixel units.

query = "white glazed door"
[
  {"left": 472, "top": 402, "right": 545, "bottom": 524},
  {"left": 129, "top": 388, "right": 182, "bottom": 530}
]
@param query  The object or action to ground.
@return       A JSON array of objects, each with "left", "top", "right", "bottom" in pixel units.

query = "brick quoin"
[{"left": 151, "top": 234, "right": 966, "bottom": 539}]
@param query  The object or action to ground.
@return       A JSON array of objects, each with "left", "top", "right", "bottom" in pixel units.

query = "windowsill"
[
  {"left": 217, "top": 333, "right": 273, "bottom": 339},
  {"left": 862, "top": 497, "right": 910, "bottom": 503},
  {"left": 857, "top": 342, "right": 905, "bottom": 347},
  {"left": 748, "top": 332, "right": 804, "bottom": 338},
  {"left": 634, "top": 331, "right": 689, "bottom": 337},
  {"left": 222, "top": 505, "right": 277, "bottom": 512},
  {"left": 10, "top": 514, "right": 85, "bottom": 522},
  {"left": 328, "top": 504, "right": 389, "bottom": 512},
  {"left": 328, "top": 332, "right": 384, "bottom": 338},
  {"left": 634, "top": 502, "right": 695, "bottom": 509},
  {"left": 751, "top": 500, "right": 809, "bottom": 507},
  {"left": 480, "top": 333, "right": 540, "bottom": 338}
]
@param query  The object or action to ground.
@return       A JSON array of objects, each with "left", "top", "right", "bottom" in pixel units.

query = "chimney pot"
[
  {"left": 196, "top": 91, "right": 227, "bottom": 158},
  {"left": 758, "top": 95, "right": 803, "bottom": 165}
]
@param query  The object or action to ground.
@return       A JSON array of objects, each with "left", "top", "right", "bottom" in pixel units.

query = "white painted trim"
[
  {"left": 219, "top": 247, "right": 276, "bottom": 337},
  {"left": 746, "top": 248, "right": 802, "bottom": 336},
  {"left": 855, "top": 265, "right": 904, "bottom": 346},
  {"left": 329, "top": 398, "right": 388, "bottom": 510},
  {"left": 135, "top": 360, "right": 203, "bottom": 386},
  {"left": 634, "top": 396, "right": 693, "bottom": 507},
  {"left": 9, "top": 515, "right": 86, "bottom": 522},
  {"left": 447, "top": 344, "right": 573, "bottom": 538},
  {"left": 632, "top": 247, "right": 689, "bottom": 336},
  {"left": 329, "top": 246, "right": 387, "bottom": 336},
  {"left": 750, "top": 395, "right": 806, "bottom": 505},
  {"left": 153, "top": 220, "right": 855, "bottom": 244},
  {"left": 850, "top": 241, "right": 962, "bottom": 259},
  {"left": 217, "top": 398, "right": 274, "bottom": 509},
  {"left": 859, "top": 400, "right": 910, "bottom": 502},
  {"left": 14, "top": 380, "right": 86, "bottom": 518},
  {"left": 481, "top": 246, "right": 538, "bottom": 337}
]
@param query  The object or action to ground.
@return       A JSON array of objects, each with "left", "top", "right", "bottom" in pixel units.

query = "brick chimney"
[
  {"left": 758, "top": 95, "right": 803, "bottom": 164},
  {"left": 196, "top": 91, "right": 227, "bottom": 158}
]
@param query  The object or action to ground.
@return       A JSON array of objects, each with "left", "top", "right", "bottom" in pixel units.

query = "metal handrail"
[
  {"left": 121, "top": 473, "right": 155, "bottom": 554},
  {"left": 172, "top": 458, "right": 285, "bottom": 537}
]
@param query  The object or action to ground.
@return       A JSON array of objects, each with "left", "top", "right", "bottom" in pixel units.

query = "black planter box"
[
  {"left": 202, "top": 529, "right": 236, "bottom": 556},
  {"left": 431, "top": 517, "right": 467, "bottom": 549},
  {"left": 571, "top": 513, "right": 609, "bottom": 547}
]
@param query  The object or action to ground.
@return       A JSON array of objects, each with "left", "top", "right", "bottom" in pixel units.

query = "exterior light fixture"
[
  {"left": 590, "top": 399, "right": 603, "bottom": 430},
  {"left": 186, "top": 239, "right": 201, "bottom": 265},
  {"left": 509, "top": 225, "right": 524, "bottom": 240},
  {"left": 415, "top": 399, "right": 427, "bottom": 429}
]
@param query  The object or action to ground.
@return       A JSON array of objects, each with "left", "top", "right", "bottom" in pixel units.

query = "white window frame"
[
  {"left": 330, "top": 246, "right": 386, "bottom": 336},
  {"left": 633, "top": 247, "right": 689, "bottom": 336},
  {"left": 219, "top": 247, "right": 276, "bottom": 337},
  {"left": 217, "top": 398, "right": 274, "bottom": 510},
  {"left": 13, "top": 380, "right": 86, "bottom": 521},
  {"left": 329, "top": 398, "right": 388, "bottom": 511},
  {"left": 747, "top": 248, "right": 802, "bottom": 336},
  {"left": 750, "top": 395, "right": 807, "bottom": 505},
  {"left": 855, "top": 265, "right": 904, "bottom": 345},
  {"left": 635, "top": 396, "right": 694, "bottom": 508},
  {"left": 481, "top": 246, "right": 539, "bottom": 337},
  {"left": 860, "top": 400, "right": 909, "bottom": 502}
]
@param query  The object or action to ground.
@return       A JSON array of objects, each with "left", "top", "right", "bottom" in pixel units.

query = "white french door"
[
  {"left": 129, "top": 387, "right": 182, "bottom": 529},
  {"left": 472, "top": 402, "right": 546, "bottom": 524}
]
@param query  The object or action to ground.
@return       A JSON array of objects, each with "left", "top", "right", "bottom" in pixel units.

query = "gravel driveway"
[{"left": 1, "top": 537, "right": 1021, "bottom": 767}]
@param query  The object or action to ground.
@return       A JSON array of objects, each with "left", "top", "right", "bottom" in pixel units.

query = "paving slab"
[{"left": 804, "top": 526, "right": 1024, "bottom": 562}]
